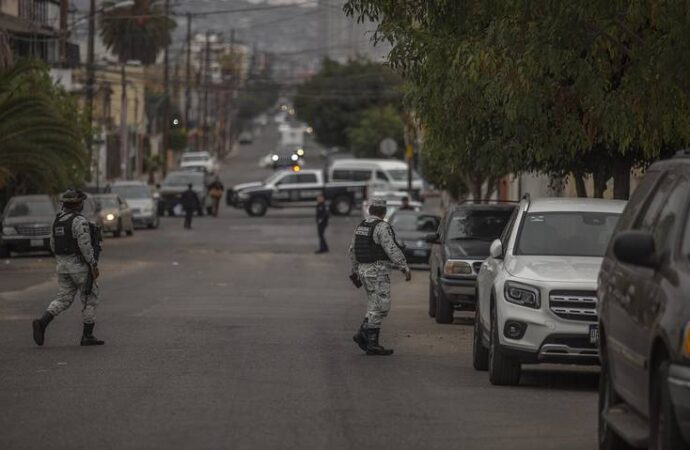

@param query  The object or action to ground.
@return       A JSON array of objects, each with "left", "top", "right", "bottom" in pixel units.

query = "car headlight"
[
  {"left": 444, "top": 260, "right": 472, "bottom": 275},
  {"left": 238, "top": 191, "right": 249, "bottom": 200},
  {"left": 2, "top": 226, "right": 17, "bottom": 236},
  {"left": 504, "top": 281, "right": 541, "bottom": 309},
  {"left": 105, "top": 213, "right": 116, "bottom": 221}
]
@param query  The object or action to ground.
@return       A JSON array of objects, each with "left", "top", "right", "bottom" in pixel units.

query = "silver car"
[
  {"left": 110, "top": 181, "right": 159, "bottom": 229},
  {"left": 93, "top": 194, "right": 135, "bottom": 238}
]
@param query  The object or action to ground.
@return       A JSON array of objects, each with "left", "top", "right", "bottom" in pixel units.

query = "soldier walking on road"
[
  {"left": 349, "top": 198, "right": 411, "bottom": 356},
  {"left": 315, "top": 193, "right": 329, "bottom": 254},
  {"left": 32, "top": 190, "right": 104, "bottom": 347},
  {"left": 181, "top": 184, "right": 200, "bottom": 229}
]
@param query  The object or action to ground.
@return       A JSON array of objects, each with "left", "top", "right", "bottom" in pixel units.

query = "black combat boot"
[
  {"left": 365, "top": 328, "right": 393, "bottom": 356},
  {"left": 32, "top": 311, "right": 54, "bottom": 346},
  {"left": 80, "top": 323, "right": 105, "bottom": 346},
  {"left": 352, "top": 319, "right": 368, "bottom": 352}
]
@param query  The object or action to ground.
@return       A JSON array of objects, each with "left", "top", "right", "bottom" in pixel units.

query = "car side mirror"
[
  {"left": 490, "top": 239, "right": 503, "bottom": 259},
  {"left": 425, "top": 232, "right": 440, "bottom": 244},
  {"left": 613, "top": 231, "right": 658, "bottom": 269}
]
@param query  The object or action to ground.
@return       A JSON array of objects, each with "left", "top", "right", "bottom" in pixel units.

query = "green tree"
[
  {"left": 0, "top": 61, "right": 87, "bottom": 196},
  {"left": 347, "top": 105, "right": 404, "bottom": 158},
  {"left": 294, "top": 57, "right": 403, "bottom": 149}
]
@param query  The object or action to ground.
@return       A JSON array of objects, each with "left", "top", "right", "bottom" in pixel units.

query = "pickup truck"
[{"left": 226, "top": 169, "right": 366, "bottom": 217}]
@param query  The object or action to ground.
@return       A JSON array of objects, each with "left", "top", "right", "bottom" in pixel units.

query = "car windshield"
[
  {"left": 95, "top": 197, "right": 119, "bottom": 209},
  {"left": 6, "top": 199, "right": 55, "bottom": 217},
  {"left": 182, "top": 155, "right": 208, "bottom": 162},
  {"left": 111, "top": 185, "right": 150, "bottom": 199},
  {"left": 515, "top": 212, "right": 621, "bottom": 257},
  {"left": 387, "top": 169, "right": 421, "bottom": 182},
  {"left": 164, "top": 173, "right": 202, "bottom": 187},
  {"left": 391, "top": 213, "right": 440, "bottom": 232},
  {"left": 447, "top": 209, "right": 513, "bottom": 241}
]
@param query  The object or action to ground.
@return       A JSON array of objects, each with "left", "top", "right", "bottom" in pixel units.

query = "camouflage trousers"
[
  {"left": 47, "top": 272, "right": 99, "bottom": 324},
  {"left": 358, "top": 262, "right": 391, "bottom": 329}
]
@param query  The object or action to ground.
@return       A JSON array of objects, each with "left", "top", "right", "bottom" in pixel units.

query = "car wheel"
[
  {"left": 331, "top": 195, "right": 352, "bottom": 216},
  {"left": 0, "top": 244, "right": 9, "bottom": 258},
  {"left": 598, "top": 348, "right": 632, "bottom": 450},
  {"left": 428, "top": 280, "right": 437, "bottom": 318},
  {"left": 247, "top": 198, "right": 268, "bottom": 217},
  {"left": 473, "top": 301, "right": 489, "bottom": 371},
  {"left": 434, "top": 285, "right": 454, "bottom": 324},
  {"left": 488, "top": 302, "right": 521, "bottom": 385},
  {"left": 650, "top": 361, "right": 688, "bottom": 450},
  {"left": 113, "top": 220, "right": 122, "bottom": 238}
]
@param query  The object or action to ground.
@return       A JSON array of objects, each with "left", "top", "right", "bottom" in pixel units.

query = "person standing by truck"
[
  {"left": 181, "top": 184, "right": 200, "bottom": 229},
  {"left": 207, "top": 177, "right": 224, "bottom": 217},
  {"left": 315, "top": 193, "right": 329, "bottom": 254}
]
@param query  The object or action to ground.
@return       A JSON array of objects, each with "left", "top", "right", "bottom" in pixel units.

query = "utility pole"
[
  {"left": 59, "top": 0, "right": 68, "bottom": 66},
  {"left": 185, "top": 13, "right": 192, "bottom": 129},
  {"left": 202, "top": 30, "right": 211, "bottom": 150},
  {"left": 161, "top": 0, "right": 170, "bottom": 178},
  {"left": 86, "top": 0, "right": 96, "bottom": 187},
  {"left": 120, "top": 64, "right": 129, "bottom": 179}
]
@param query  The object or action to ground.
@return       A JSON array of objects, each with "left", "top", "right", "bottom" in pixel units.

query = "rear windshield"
[
  {"left": 6, "top": 199, "right": 55, "bottom": 217},
  {"left": 111, "top": 185, "right": 150, "bottom": 199},
  {"left": 387, "top": 169, "right": 421, "bottom": 182},
  {"left": 164, "top": 173, "right": 203, "bottom": 187},
  {"left": 391, "top": 213, "right": 440, "bottom": 232},
  {"left": 515, "top": 212, "right": 620, "bottom": 257},
  {"left": 446, "top": 209, "right": 514, "bottom": 241}
]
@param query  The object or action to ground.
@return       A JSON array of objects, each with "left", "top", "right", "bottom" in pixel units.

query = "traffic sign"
[{"left": 379, "top": 138, "right": 398, "bottom": 157}]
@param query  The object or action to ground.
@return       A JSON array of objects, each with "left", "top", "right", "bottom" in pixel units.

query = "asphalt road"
[{"left": 0, "top": 126, "right": 599, "bottom": 450}]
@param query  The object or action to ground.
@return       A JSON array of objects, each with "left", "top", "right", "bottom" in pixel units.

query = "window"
[
  {"left": 298, "top": 174, "right": 318, "bottom": 184},
  {"left": 446, "top": 209, "right": 514, "bottom": 241},
  {"left": 515, "top": 212, "right": 621, "bottom": 257},
  {"left": 276, "top": 174, "right": 299, "bottom": 185},
  {"left": 616, "top": 171, "right": 662, "bottom": 231},
  {"left": 332, "top": 169, "right": 372, "bottom": 182},
  {"left": 376, "top": 171, "right": 389, "bottom": 181},
  {"left": 651, "top": 176, "right": 689, "bottom": 254},
  {"left": 6, "top": 199, "right": 55, "bottom": 217},
  {"left": 634, "top": 174, "right": 677, "bottom": 232}
]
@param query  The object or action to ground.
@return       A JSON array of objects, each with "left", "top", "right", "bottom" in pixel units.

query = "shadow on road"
[{"left": 520, "top": 366, "right": 599, "bottom": 391}]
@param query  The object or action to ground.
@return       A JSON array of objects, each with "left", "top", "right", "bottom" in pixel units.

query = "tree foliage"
[
  {"left": 0, "top": 61, "right": 87, "bottom": 196},
  {"left": 344, "top": 0, "right": 690, "bottom": 199},
  {"left": 347, "top": 105, "right": 404, "bottom": 158},
  {"left": 294, "top": 57, "right": 403, "bottom": 149}
]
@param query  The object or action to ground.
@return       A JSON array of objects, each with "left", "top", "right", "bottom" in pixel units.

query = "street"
[{"left": 0, "top": 128, "right": 598, "bottom": 450}]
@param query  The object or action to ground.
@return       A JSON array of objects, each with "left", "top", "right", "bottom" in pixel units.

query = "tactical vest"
[
  {"left": 354, "top": 219, "right": 392, "bottom": 263},
  {"left": 52, "top": 212, "right": 81, "bottom": 256}
]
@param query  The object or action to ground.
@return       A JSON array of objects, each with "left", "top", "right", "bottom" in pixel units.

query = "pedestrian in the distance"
[
  {"left": 348, "top": 198, "right": 411, "bottom": 356},
  {"left": 208, "top": 177, "right": 224, "bottom": 217},
  {"left": 399, "top": 196, "right": 414, "bottom": 210},
  {"left": 315, "top": 193, "right": 329, "bottom": 254},
  {"left": 181, "top": 184, "right": 200, "bottom": 229},
  {"left": 32, "top": 189, "right": 104, "bottom": 347}
]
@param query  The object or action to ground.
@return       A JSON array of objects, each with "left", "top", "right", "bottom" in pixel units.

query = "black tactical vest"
[
  {"left": 52, "top": 212, "right": 81, "bottom": 256},
  {"left": 354, "top": 219, "right": 392, "bottom": 263}
]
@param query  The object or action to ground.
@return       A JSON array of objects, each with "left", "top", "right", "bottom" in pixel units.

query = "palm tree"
[
  {"left": 99, "top": 0, "right": 175, "bottom": 178},
  {"left": 0, "top": 61, "right": 87, "bottom": 194}
]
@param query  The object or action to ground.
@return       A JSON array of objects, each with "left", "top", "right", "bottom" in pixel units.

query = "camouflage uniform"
[
  {"left": 47, "top": 208, "right": 99, "bottom": 324},
  {"left": 349, "top": 217, "right": 409, "bottom": 330}
]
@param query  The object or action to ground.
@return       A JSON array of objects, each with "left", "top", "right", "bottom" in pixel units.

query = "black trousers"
[
  {"left": 184, "top": 209, "right": 194, "bottom": 229},
  {"left": 317, "top": 224, "right": 329, "bottom": 251}
]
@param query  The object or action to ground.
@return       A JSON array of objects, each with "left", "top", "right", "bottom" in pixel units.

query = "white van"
[{"left": 327, "top": 158, "right": 423, "bottom": 192}]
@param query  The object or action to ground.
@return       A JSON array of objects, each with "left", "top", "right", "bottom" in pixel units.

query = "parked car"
[
  {"left": 473, "top": 197, "right": 625, "bottom": 386},
  {"left": 389, "top": 210, "right": 441, "bottom": 264},
  {"left": 238, "top": 131, "right": 253, "bottom": 144},
  {"left": 0, "top": 195, "right": 57, "bottom": 257},
  {"left": 328, "top": 158, "right": 424, "bottom": 194},
  {"left": 361, "top": 191, "right": 422, "bottom": 220},
  {"left": 428, "top": 203, "right": 516, "bottom": 323},
  {"left": 598, "top": 152, "right": 690, "bottom": 449},
  {"left": 180, "top": 151, "right": 217, "bottom": 174},
  {"left": 109, "top": 181, "right": 159, "bottom": 229},
  {"left": 159, "top": 171, "right": 210, "bottom": 216},
  {"left": 93, "top": 194, "right": 134, "bottom": 237}
]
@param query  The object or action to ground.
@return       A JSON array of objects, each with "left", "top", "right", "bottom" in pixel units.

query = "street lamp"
[{"left": 85, "top": 0, "right": 134, "bottom": 191}]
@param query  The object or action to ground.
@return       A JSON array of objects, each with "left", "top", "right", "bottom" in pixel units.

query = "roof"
[
  {"left": 526, "top": 197, "right": 627, "bottom": 214},
  {"left": 111, "top": 181, "right": 148, "bottom": 187},
  {"left": 330, "top": 158, "right": 408, "bottom": 169},
  {"left": 449, "top": 203, "right": 516, "bottom": 213}
]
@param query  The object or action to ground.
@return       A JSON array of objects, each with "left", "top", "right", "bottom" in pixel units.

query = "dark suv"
[
  {"left": 598, "top": 152, "right": 690, "bottom": 449},
  {"left": 427, "top": 203, "right": 515, "bottom": 324}
]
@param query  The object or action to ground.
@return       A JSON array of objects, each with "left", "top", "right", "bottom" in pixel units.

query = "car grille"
[
  {"left": 549, "top": 290, "right": 598, "bottom": 322},
  {"left": 472, "top": 262, "right": 483, "bottom": 274},
  {"left": 16, "top": 224, "right": 51, "bottom": 237}
]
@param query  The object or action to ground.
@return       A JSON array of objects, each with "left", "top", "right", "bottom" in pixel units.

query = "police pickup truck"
[{"left": 227, "top": 169, "right": 366, "bottom": 217}]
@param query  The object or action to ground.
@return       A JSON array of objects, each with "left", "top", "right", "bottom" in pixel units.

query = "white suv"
[{"left": 472, "top": 196, "right": 626, "bottom": 385}]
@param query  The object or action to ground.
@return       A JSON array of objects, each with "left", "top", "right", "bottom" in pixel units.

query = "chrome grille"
[
  {"left": 549, "top": 290, "right": 598, "bottom": 322},
  {"left": 16, "top": 224, "right": 51, "bottom": 237}
]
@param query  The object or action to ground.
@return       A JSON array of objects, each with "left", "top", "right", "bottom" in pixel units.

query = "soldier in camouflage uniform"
[
  {"left": 32, "top": 190, "right": 105, "bottom": 347},
  {"left": 349, "top": 198, "right": 411, "bottom": 355}
]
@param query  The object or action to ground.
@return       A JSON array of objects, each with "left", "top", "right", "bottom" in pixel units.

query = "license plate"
[
  {"left": 30, "top": 239, "right": 44, "bottom": 247},
  {"left": 589, "top": 324, "right": 599, "bottom": 345},
  {"left": 413, "top": 250, "right": 427, "bottom": 257}
]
